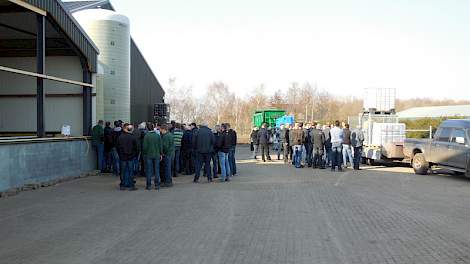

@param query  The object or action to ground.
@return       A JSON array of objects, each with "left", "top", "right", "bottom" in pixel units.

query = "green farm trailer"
[{"left": 252, "top": 109, "right": 286, "bottom": 128}]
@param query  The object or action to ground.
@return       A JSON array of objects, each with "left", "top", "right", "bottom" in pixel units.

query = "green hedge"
[{"left": 402, "top": 117, "right": 464, "bottom": 138}]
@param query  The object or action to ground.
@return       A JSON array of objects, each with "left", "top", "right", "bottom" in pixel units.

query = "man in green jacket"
[
  {"left": 161, "top": 124, "right": 175, "bottom": 187},
  {"left": 91, "top": 120, "right": 105, "bottom": 173},
  {"left": 142, "top": 123, "right": 162, "bottom": 190}
]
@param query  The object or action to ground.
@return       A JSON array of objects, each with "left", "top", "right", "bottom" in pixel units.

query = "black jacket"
[
  {"left": 257, "top": 128, "right": 270, "bottom": 145},
  {"left": 181, "top": 129, "right": 193, "bottom": 151},
  {"left": 111, "top": 128, "right": 122, "bottom": 149},
  {"left": 228, "top": 129, "right": 237, "bottom": 147},
  {"left": 213, "top": 132, "right": 220, "bottom": 152},
  {"left": 117, "top": 132, "right": 138, "bottom": 161},
  {"left": 193, "top": 126, "right": 215, "bottom": 154},
  {"left": 216, "top": 131, "right": 231, "bottom": 153},
  {"left": 104, "top": 126, "right": 114, "bottom": 152},
  {"left": 304, "top": 128, "right": 312, "bottom": 146}
]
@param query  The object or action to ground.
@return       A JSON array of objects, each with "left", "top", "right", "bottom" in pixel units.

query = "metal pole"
[
  {"left": 429, "top": 126, "right": 433, "bottom": 139},
  {"left": 82, "top": 70, "right": 92, "bottom": 136},
  {"left": 36, "top": 14, "right": 45, "bottom": 138}
]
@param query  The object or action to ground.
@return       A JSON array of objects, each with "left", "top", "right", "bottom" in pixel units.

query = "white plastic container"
[
  {"left": 363, "top": 88, "right": 396, "bottom": 112},
  {"left": 371, "top": 123, "right": 406, "bottom": 146}
]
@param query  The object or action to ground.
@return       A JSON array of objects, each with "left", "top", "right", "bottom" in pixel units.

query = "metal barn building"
[
  {"left": 397, "top": 105, "right": 470, "bottom": 120},
  {"left": 0, "top": 0, "right": 99, "bottom": 193},
  {"left": 0, "top": 0, "right": 164, "bottom": 193}
]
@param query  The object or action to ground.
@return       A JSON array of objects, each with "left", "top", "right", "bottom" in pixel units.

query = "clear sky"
[{"left": 108, "top": 0, "right": 470, "bottom": 99}]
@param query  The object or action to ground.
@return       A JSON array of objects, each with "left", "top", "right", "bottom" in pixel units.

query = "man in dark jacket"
[
  {"left": 91, "top": 120, "right": 105, "bottom": 173},
  {"left": 351, "top": 125, "right": 365, "bottom": 170},
  {"left": 303, "top": 123, "right": 313, "bottom": 167},
  {"left": 280, "top": 124, "right": 290, "bottom": 163},
  {"left": 193, "top": 122, "right": 215, "bottom": 183},
  {"left": 190, "top": 123, "right": 199, "bottom": 176},
  {"left": 250, "top": 127, "right": 259, "bottom": 159},
  {"left": 257, "top": 123, "right": 271, "bottom": 162},
  {"left": 110, "top": 121, "right": 122, "bottom": 176},
  {"left": 117, "top": 123, "right": 138, "bottom": 190},
  {"left": 323, "top": 123, "right": 332, "bottom": 167},
  {"left": 216, "top": 124, "right": 232, "bottom": 182},
  {"left": 342, "top": 123, "right": 353, "bottom": 168},
  {"left": 212, "top": 125, "right": 221, "bottom": 178},
  {"left": 311, "top": 124, "right": 326, "bottom": 169},
  {"left": 181, "top": 125, "right": 194, "bottom": 175},
  {"left": 226, "top": 123, "right": 237, "bottom": 176},
  {"left": 103, "top": 121, "right": 113, "bottom": 172}
]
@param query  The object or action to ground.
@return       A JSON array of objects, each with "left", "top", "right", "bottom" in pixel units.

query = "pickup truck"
[{"left": 404, "top": 119, "right": 470, "bottom": 176}]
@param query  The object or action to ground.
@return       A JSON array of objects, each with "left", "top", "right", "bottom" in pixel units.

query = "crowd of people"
[
  {"left": 91, "top": 120, "right": 238, "bottom": 191},
  {"left": 250, "top": 120, "right": 365, "bottom": 171}
]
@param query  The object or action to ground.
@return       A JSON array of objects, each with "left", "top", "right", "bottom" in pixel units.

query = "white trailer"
[{"left": 349, "top": 88, "right": 406, "bottom": 164}]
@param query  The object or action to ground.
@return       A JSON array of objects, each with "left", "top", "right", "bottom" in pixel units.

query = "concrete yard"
[{"left": 1, "top": 146, "right": 470, "bottom": 264}]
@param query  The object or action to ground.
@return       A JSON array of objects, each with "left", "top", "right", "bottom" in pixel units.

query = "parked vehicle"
[
  {"left": 404, "top": 119, "right": 470, "bottom": 176},
  {"left": 352, "top": 112, "right": 406, "bottom": 164},
  {"left": 252, "top": 109, "right": 286, "bottom": 128},
  {"left": 349, "top": 88, "right": 406, "bottom": 164}
]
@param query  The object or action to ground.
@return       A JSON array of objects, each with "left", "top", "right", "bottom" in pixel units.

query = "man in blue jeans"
[
  {"left": 193, "top": 122, "right": 215, "bottom": 183},
  {"left": 212, "top": 125, "right": 221, "bottom": 178},
  {"left": 226, "top": 123, "right": 237, "bottom": 176},
  {"left": 290, "top": 123, "right": 305, "bottom": 168},
  {"left": 161, "top": 124, "right": 175, "bottom": 187},
  {"left": 329, "top": 120, "right": 344, "bottom": 171},
  {"left": 217, "top": 124, "right": 231, "bottom": 182},
  {"left": 172, "top": 123, "right": 184, "bottom": 176},
  {"left": 143, "top": 123, "right": 162, "bottom": 190},
  {"left": 116, "top": 123, "right": 138, "bottom": 191}
]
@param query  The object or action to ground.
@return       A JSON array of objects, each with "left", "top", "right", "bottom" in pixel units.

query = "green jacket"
[
  {"left": 91, "top": 125, "right": 104, "bottom": 145},
  {"left": 142, "top": 131, "right": 162, "bottom": 159},
  {"left": 162, "top": 132, "right": 175, "bottom": 156}
]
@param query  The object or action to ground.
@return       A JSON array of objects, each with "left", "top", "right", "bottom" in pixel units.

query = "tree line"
[{"left": 165, "top": 79, "right": 470, "bottom": 136}]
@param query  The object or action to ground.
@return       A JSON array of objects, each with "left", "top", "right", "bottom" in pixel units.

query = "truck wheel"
[
  {"left": 366, "top": 158, "right": 377, "bottom": 166},
  {"left": 412, "top": 153, "right": 429, "bottom": 175}
]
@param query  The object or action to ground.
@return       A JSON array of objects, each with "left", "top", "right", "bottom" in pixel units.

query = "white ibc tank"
[
  {"left": 74, "top": 9, "right": 131, "bottom": 122},
  {"left": 363, "top": 88, "right": 396, "bottom": 112}
]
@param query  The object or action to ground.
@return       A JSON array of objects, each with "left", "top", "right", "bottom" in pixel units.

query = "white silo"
[{"left": 74, "top": 9, "right": 131, "bottom": 122}]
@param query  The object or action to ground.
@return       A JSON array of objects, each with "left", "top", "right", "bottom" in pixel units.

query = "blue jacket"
[{"left": 193, "top": 126, "right": 215, "bottom": 154}]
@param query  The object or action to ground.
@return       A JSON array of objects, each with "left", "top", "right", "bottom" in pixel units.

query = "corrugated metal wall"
[
  {"left": 25, "top": 0, "right": 99, "bottom": 72},
  {"left": 130, "top": 40, "right": 165, "bottom": 123}
]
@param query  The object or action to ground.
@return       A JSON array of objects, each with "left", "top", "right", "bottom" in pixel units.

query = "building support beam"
[
  {"left": 7, "top": 0, "right": 47, "bottom": 16},
  {"left": 82, "top": 70, "right": 92, "bottom": 136},
  {"left": 36, "top": 14, "right": 45, "bottom": 138},
  {"left": 0, "top": 66, "right": 93, "bottom": 87}
]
